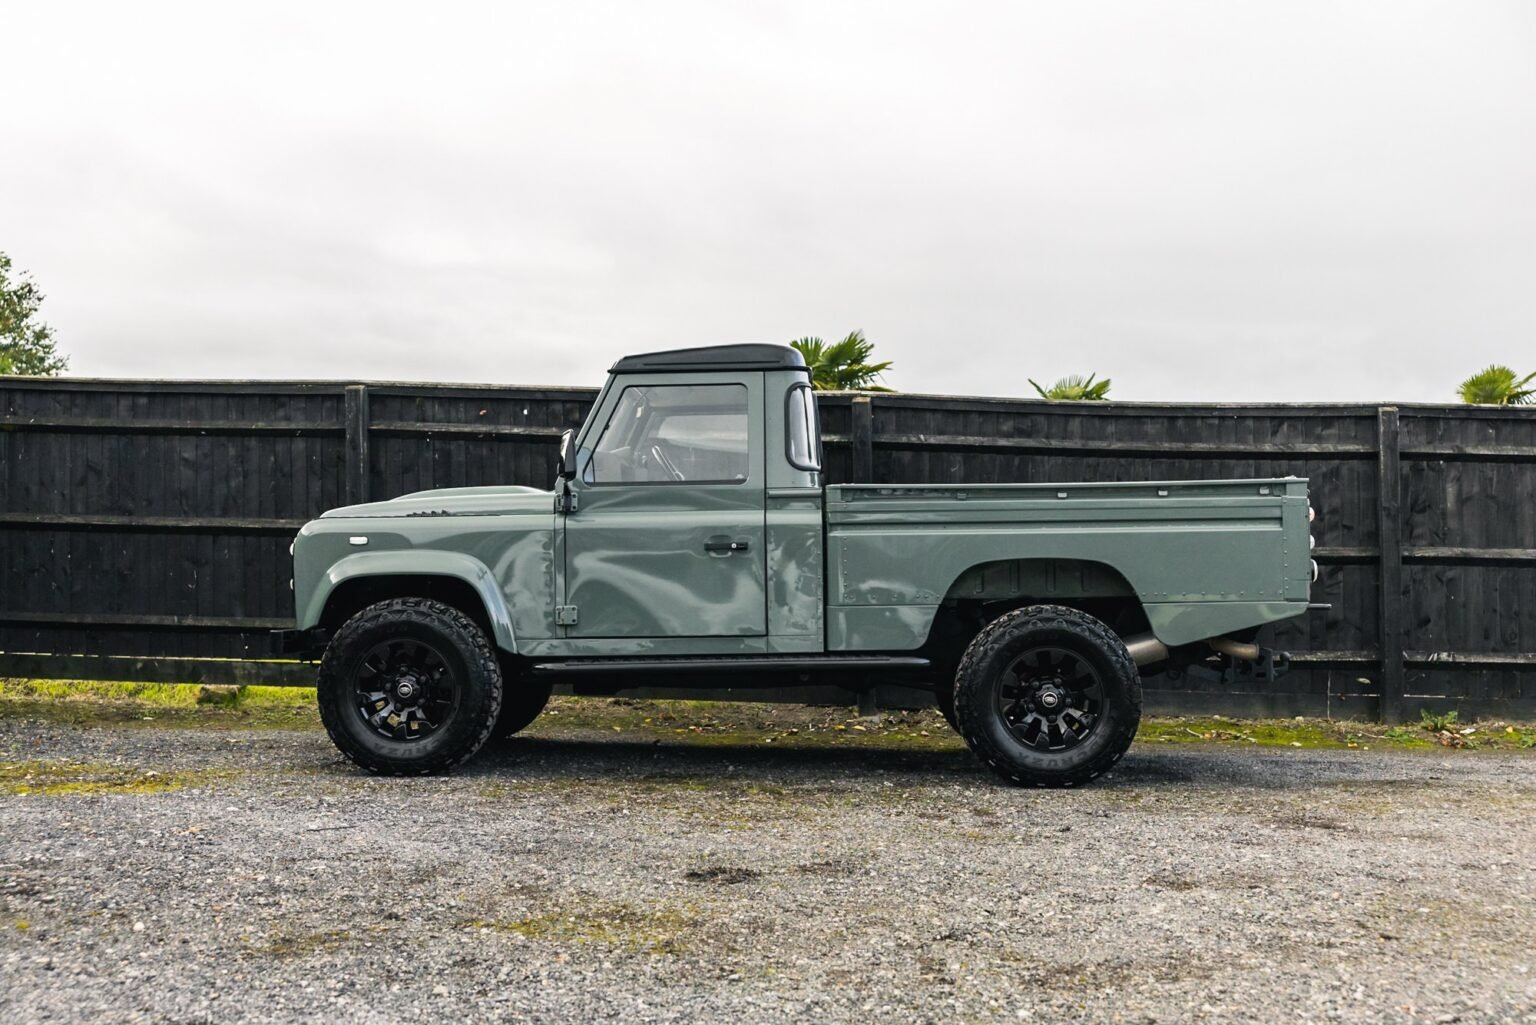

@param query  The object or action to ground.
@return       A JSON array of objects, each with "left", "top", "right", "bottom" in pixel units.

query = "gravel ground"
[{"left": 1, "top": 705, "right": 1534, "bottom": 1025}]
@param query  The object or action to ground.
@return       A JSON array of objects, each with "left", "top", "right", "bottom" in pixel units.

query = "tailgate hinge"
[{"left": 554, "top": 605, "right": 579, "bottom": 627}]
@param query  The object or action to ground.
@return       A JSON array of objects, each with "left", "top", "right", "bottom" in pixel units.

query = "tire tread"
[
  {"left": 316, "top": 597, "right": 502, "bottom": 776},
  {"left": 952, "top": 604, "right": 1141, "bottom": 788}
]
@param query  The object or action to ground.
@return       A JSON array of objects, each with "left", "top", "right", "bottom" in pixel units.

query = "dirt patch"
[
  {"left": 1271, "top": 810, "right": 1355, "bottom": 831},
  {"left": 684, "top": 866, "right": 762, "bottom": 885}
]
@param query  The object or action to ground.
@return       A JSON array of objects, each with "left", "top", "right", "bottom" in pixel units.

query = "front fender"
[{"left": 298, "top": 550, "right": 518, "bottom": 653}]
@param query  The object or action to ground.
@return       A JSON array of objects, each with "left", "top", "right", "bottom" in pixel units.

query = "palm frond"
[
  {"left": 1030, "top": 373, "right": 1111, "bottom": 401},
  {"left": 790, "top": 330, "right": 893, "bottom": 390},
  {"left": 1458, "top": 365, "right": 1535, "bottom": 405},
  {"left": 790, "top": 337, "right": 827, "bottom": 364}
]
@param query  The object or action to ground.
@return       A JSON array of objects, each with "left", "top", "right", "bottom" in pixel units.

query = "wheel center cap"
[
  {"left": 1038, "top": 688, "right": 1061, "bottom": 710},
  {"left": 395, "top": 678, "right": 418, "bottom": 700}
]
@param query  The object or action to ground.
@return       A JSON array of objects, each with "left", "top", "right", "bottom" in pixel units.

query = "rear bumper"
[{"left": 271, "top": 626, "right": 329, "bottom": 659}]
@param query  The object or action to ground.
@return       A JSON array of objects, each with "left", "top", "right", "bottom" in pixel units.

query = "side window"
[
  {"left": 786, "top": 383, "right": 821, "bottom": 471},
  {"left": 589, "top": 384, "right": 749, "bottom": 484}
]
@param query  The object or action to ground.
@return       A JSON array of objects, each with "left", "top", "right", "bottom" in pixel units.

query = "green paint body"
[{"left": 291, "top": 355, "right": 1311, "bottom": 658}]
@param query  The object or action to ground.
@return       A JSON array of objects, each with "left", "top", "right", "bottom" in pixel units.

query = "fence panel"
[{"left": 3, "top": 375, "right": 1534, "bottom": 719}]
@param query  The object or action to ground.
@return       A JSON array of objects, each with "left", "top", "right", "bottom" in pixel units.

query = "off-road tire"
[
  {"left": 491, "top": 665, "right": 553, "bottom": 740},
  {"left": 953, "top": 604, "right": 1141, "bottom": 787},
  {"left": 317, "top": 598, "right": 503, "bottom": 775}
]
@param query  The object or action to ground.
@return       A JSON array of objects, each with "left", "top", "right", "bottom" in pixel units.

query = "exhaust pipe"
[
  {"left": 1122, "top": 632, "right": 1263, "bottom": 666},
  {"left": 1207, "top": 636, "right": 1262, "bottom": 662},
  {"left": 1123, "top": 632, "right": 1169, "bottom": 666}
]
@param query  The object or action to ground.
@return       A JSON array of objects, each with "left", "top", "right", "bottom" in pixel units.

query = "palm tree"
[
  {"left": 1029, "top": 373, "right": 1112, "bottom": 401},
  {"left": 790, "top": 331, "right": 893, "bottom": 390},
  {"left": 1457, "top": 365, "right": 1535, "bottom": 405}
]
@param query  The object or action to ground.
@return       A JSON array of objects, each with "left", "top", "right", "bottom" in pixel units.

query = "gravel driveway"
[{"left": 1, "top": 703, "right": 1533, "bottom": 1025}]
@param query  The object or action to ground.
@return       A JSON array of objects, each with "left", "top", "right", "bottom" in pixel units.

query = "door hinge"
[
  {"left": 555, "top": 491, "right": 578, "bottom": 513},
  {"left": 554, "top": 605, "right": 579, "bottom": 626}
]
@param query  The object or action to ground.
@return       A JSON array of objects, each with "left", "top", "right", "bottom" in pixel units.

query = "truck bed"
[{"left": 823, "top": 478, "right": 1312, "bottom": 649}]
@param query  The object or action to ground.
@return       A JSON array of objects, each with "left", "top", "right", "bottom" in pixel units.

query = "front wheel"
[
  {"left": 317, "top": 598, "right": 503, "bottom": 775},
  {"left": 953, "top": 605, "right": 1141, "bottom": 787}
]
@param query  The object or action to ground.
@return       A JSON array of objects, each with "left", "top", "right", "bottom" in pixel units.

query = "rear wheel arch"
[{"left": 922, "top": 558, "right": 1150, "bottom": 666}]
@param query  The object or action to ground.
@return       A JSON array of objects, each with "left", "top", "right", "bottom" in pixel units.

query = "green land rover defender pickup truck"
[{"left": 277, "top": 344, "right": 1315, "bottom": 786}]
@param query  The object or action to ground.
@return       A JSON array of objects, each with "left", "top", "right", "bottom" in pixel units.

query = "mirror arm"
[{"left": 556, "top": 428, "right": 578, "bottom": 481}]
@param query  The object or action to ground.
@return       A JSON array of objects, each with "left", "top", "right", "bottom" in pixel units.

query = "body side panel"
[
  {"left": 294, "top": 512, "right": 557, "bottom": 653},
  {"left": 825, "top": 600, "right": 1306, "bottom": 652},
  {"left": 826, "top": 605, "right": 940, "bottom": 651},
  {"left": 765, "top": 488, "right": 824, "bottom": 652},
  {"left": 517, "top": 636, "right": 770, "bottom": 657},
  {"left": 825, "top": 479, "right": 1310, "bottom": 648},
  {"left": 563, "top": 489, "right": 768, "bottom": 637}
]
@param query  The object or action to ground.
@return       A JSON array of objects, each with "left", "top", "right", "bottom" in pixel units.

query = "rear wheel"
[
  {"left": 953, "top": 604, "right": 1140, "bottom": 787},
  {"left": 317, "top": 598, "right": 502, "bottom": 775}
]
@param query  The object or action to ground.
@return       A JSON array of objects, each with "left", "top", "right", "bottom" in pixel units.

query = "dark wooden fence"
[{"left": 4, "top": 376, "right": 1534, "bottom": 721}]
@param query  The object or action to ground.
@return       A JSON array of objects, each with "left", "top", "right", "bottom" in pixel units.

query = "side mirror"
[{"left": 556, "top": 429, "right": 577, "bottom": 481}]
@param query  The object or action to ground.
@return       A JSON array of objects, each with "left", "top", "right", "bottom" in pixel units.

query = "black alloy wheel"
[
  {"left": 354, "top": 638, "right": 461, "bottom": 742},
  {"left": 996, "top": 646, "right": 1105, "bottom": 751}
]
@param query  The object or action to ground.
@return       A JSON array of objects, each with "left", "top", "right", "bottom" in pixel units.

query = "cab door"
[{"left": 562, "top": 375, "right": 766, "bottom": 638}]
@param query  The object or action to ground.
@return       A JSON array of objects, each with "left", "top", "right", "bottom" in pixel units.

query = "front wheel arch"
[{"left": 317, "top": 571, "right": 514, "bottom": 654}]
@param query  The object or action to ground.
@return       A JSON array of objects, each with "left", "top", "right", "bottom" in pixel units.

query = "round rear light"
[{"left": 1307, "top": 505, "right": 1316, "bottom": 523}]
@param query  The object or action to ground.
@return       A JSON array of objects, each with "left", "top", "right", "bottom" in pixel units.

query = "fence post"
[
  {"left": 850, "top": 394, "right": 874, "bottom": 482},
  {"left": 1376, "top": 405, "right": 1405, "bottom": 724},
  {"left": 344, "top": 384, "right": 370, "bottom": 506}
]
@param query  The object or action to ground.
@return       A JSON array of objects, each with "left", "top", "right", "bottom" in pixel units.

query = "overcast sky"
[{"left": 3, "top": 1, "right": 1532, "bottom": 402}]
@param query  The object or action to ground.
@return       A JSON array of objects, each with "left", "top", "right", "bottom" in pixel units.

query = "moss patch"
[
  {"left": 1136, "top": 716, "right": 1355, "bottom": 749},
  {"left": 0, "top": 759, "right": 232, "bottom": 797},
  {"left": 470, "top": 900, "right": 695, "bottom": 955},
  {"left": 0, "top": 679, "right": 321, "bottom": 730},
  {"left": 1133, "top": 715, "right": 1536, "bottom": 752},
  {"left": 251, "top": 928, "right": 352, "bottom": 958}
]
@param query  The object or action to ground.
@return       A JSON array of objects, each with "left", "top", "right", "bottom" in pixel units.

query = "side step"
[{"left": 531, "top": 655, "right": 930, "bottom": 675}]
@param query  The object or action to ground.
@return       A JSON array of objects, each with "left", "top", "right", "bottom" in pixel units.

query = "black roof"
[{"left": 610, "top": 344, "right": 808, "bottom": 375}]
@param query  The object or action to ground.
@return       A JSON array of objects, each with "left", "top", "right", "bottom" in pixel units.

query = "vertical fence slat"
[
  {"left": 1377, "top": 406, "right": 1405, "bottom": 724},
  {"left": 344, "top": 384, "right": 370, "bottom": 506},
  {"left": 850, "top": 395, "right": 873, "bottom": 483}
]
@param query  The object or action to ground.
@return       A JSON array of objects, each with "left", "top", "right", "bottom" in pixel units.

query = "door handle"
[{"left": 704, "top": 539, "right": 750, "bottom": 553}]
